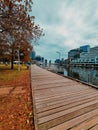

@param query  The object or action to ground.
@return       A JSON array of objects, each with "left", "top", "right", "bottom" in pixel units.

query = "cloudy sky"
[{"left": 32, "top": 0, "right": 98, "bottom": 61}]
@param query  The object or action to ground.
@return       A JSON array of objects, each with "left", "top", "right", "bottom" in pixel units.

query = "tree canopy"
[{"left": 0, "top": 0, "right": 43, "bottom": 68}]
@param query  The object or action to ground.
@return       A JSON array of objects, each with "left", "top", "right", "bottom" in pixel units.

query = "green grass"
[{"left": 0, "top": 64, "right": 28, "bottom": 81}]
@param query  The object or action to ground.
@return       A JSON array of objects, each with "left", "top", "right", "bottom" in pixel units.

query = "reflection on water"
[
  {"left": 47, "top": 64, "right": 64, "bottom": 73},
  {"left": 66, "top": 67, "right": 98, "bottom": 86}
]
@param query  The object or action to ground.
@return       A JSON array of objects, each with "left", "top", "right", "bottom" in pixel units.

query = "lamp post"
[
  {"left": 56, "top": 51, "right": 61, "bottom": 60},
  {"left": 56, "top": 51, "right": 61, "bottom": 71}
]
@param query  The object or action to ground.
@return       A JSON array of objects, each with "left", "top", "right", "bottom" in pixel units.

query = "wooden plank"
[
  {"left": 38, "top": 100, "right": 98, "bottom": 123},
  {"left": 70, "top": 115, "right": 98, "bottom": 130},
  {"left": 48, "top": 109, "right": 98, "bottom": 130},
  {"left": 89, "top": 124, "right": 98, "bottom": 130},
  {"left": 36, "top": 93, "right": 98, "bottom": 113},
  {"left": 35, "top": 89, "right": 96, "bottom": 103},
  {"left": 34, "top": 86, "right": 96, "bottom": 101},
  {"left": 37, "top": 96, "right": 98, "bottom": 118},
  {"left": 36, "top": 92, "right": 98, "bottom": 111}
]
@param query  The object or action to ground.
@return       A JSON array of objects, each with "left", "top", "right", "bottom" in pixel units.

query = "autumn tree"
[{"left": 0, "top": 0, "right": 43, "bottom": 69}]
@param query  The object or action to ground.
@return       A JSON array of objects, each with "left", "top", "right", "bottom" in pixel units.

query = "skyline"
[{"left": 32, "top": 0, "right": 98, "bottom": 61}]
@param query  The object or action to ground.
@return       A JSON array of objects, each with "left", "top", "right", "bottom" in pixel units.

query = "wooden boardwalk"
[{"left": 31, "top": 65, "right": 98, "bottom": 130}]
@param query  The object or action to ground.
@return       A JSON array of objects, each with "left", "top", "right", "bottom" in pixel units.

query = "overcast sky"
[{"left": 32, "top": 0, "right": 98, "bottom": 61}]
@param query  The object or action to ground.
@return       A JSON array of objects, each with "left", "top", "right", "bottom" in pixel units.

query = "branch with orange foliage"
[{"left": 0, "top": 0, "right": 43, "bottom": 68}]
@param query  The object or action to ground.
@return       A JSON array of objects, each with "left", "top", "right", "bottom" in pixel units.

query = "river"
[{"left": 46, "top": 64, "right": 98, "bottom": 86}]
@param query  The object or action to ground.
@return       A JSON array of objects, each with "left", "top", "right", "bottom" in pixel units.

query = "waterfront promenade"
[{"left": 31, "top": 65, "right": 98, "bottom": 130}]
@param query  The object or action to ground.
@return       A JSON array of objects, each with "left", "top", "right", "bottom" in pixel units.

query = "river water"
[
  {"left": 66, "top": 67, "right": 98, "bottom": 86},
  {"left": 46, "top": 64, "right": 98, "bottom": 86}
]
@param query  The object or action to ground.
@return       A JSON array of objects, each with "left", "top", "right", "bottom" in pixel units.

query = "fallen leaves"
[{"left": 0, "top": 69, "right": 34, "bottom": 130}]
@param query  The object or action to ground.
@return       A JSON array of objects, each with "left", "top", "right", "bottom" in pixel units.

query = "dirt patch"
[{"left": 0, "top": 87, "right": 13, "bottom": 95}]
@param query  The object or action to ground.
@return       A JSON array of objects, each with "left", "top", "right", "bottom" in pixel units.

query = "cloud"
[{"left": 32, "top": 0, "right": 98, "bottom": 61}]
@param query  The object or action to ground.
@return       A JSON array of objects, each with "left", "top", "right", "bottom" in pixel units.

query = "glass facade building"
[{"left": 70, "top": 46, "right": 98, "bottom": 64}]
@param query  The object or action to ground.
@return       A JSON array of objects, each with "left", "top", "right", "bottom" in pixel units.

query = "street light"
[{"left": 56, "top": 51, "right": 61, "bottom": 60}]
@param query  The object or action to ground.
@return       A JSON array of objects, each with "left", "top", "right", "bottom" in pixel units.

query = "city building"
[
  {"left": 68, "top": 45, "right": 90, "bottom": 61},
  {"left": 71, "top": 46, "right": 98, "bottom": 64},
  {"left": 80, "top": 45, "right": 90, "bottom": 53},
  {"left": 68, "top": 48, "right": 80, "bottom": 59},
  {"left": 30, "top": 51, "right": 36, "bottom": 60}
]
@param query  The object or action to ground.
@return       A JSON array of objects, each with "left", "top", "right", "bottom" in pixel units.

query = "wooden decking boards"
[{"left": 31, "top": 65, "right": 98, "bottom": 130}]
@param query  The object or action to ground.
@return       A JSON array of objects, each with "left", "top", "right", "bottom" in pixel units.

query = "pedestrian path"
[{"left": 31, "top": 65, "right": 98, "bottom": 130}]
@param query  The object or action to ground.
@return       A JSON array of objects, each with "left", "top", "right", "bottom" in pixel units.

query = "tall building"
[
  {"left": 71, "top": 46, "right": 98, "bottom": 64},
  {"left": 30, "top": 51, "right": 36, "bottom": 60}
]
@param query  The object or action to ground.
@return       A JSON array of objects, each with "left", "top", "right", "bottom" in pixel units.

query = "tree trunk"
[{"left": 11, "top": 49, "right": 14, "bottom": 69}]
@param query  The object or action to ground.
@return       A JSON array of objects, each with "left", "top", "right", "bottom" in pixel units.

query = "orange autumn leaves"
[
  {"left": 0, "top": 0, "right": 43, "bottom": 68},
  {"left": 0, "top": 65, "right": 34, "bottom": 130}
]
